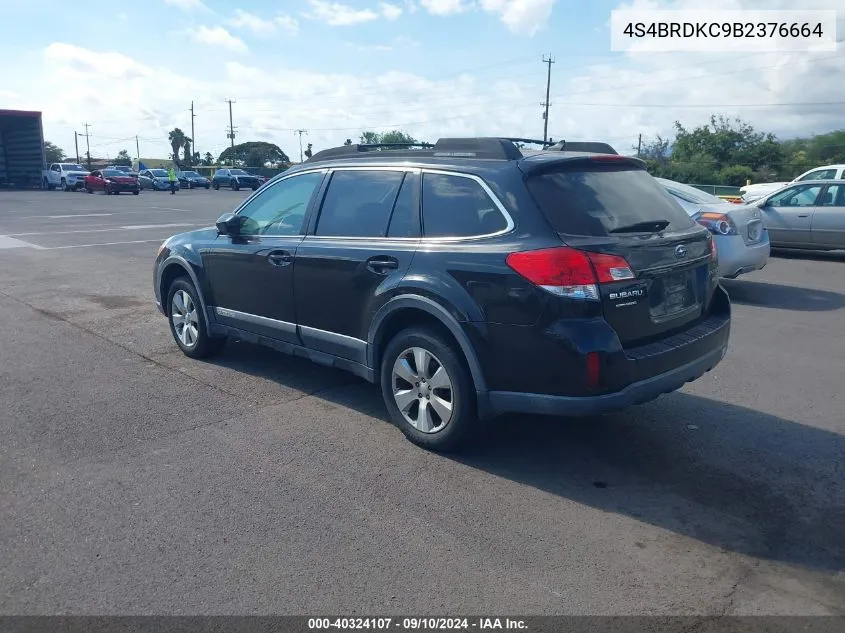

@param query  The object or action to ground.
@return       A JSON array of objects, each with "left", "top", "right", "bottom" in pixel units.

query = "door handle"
[
  {"left": 267, "top": 250, "right": 293, "bottom": 267},
  {"left": 798, "top": 214, "right": 809, "bottom": 218},
  {"left": 366, "top": 256, "right": 399, "bottom": 274}
]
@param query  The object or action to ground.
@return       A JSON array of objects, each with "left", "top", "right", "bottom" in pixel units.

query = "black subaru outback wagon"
[{"left": 153, "top": 137, "right": 730, "bottom": 451}]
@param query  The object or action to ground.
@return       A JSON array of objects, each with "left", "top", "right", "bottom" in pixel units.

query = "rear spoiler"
[{"left": 520, "top": 153, "right": 647, "bottom": 176}]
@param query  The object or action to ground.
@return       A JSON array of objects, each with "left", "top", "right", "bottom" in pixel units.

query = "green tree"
[
  {"left": 44, "top": 141, "right": 66, "bottom": 164},
  {"left": 218, "top": 141, "right": 290, "bottom": 167},
  {"left": 203, "top": 152, "right": 215, "bottom": 166},
  {"left": 182, "top": 139, "right": 193, "bottom": 167},
  {"left": 359, "top": 130, "right": 423, "bottom": 149},
  {"left": 113, "top": 149, "right": 132, "bottom": 166},
  {"left": 343, "top": 138, "right": 353, "bottom": 146},
  {"left": 168, "top": 128, "right": 187, "bottom": 167}
]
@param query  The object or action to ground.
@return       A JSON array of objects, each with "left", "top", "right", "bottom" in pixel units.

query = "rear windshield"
[{"left": 526, "top": 165, "right": 696, "bottom": 237}]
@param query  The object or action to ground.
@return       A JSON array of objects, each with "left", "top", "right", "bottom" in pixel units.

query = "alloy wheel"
[
  {"left": 171, "top": 289, "right": 199, "bottom": 348},
  {"left": 391, "top": 347, "right": 454, "bottom": 433}
]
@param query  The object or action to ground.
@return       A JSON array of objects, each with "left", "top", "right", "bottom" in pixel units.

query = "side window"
[
  {"left": 421, "top": 172, "right": 508, "bottom": 238},
  {"left": 768, "top": 184, "right": 823, "bottom": 208},
  {"left": 51, "top": 165, "right": 60, "bottom": 172},
  {"left": 798, "top": 169, "right": 836, "bottom": 181},
  {"left": 237, "top": 172, "right": 323, "bottom": 236},
  {"left": 822, "top": 184, "right": 844, "bottom": 207},
  {"left": 387, "top": 174, "right": 418, "bottom": 238},
  {"left": 315, "top": 170, "right": 405, "bottom": 237}
]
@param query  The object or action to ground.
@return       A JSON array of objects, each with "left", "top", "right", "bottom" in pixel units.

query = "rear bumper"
[
  {"left": 716, "top": 232, "right": 770, "bottom": 279},
  {"left": 488, "top": 341, "right": 727, "bottom": 417},
  {"left": 479, "top": 285, "right": 731, "bottom": 417}
]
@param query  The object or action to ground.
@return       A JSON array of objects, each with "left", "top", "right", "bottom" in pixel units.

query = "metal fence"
[{"left": 688, "top": 183, "right": 742, "bottom": 196}]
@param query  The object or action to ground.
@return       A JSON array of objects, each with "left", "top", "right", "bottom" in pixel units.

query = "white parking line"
[
  {"left": 40, "top": 239, "right": 166, "bottom": 250},
  {"left": 47, "top": 213, "right": 113, "bottom": 218},
  {"left": 0, "top": 236, "right": 46, "bottom": 250},
  {"left": 8, "top": 223, "right": 201, "bottom": 237}
]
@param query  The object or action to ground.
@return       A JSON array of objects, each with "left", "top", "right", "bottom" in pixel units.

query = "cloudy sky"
[{"left": 1, "top": 0, "right": 842, "bottom": 162}]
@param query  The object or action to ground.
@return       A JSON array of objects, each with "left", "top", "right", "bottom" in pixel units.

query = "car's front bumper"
[{"left": 715, "top": 232, "right": 770, "bottom": 279}]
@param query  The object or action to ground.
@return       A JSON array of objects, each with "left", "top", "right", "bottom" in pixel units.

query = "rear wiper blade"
[{"left": 609, "top": 219, "right": 670, "bottom": 234}]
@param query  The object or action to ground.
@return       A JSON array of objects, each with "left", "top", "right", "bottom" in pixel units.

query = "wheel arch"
[
  {"left": 157, "top": 256, "right": 211, "bottom": 330},
  {"left": 368, "top": 295, "right": 488, "bottom": 396}
]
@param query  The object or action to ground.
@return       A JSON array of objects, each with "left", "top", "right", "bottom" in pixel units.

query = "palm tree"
[
  {"left": 168, "top": 128, "right": 187, "bottom": 168},
  {"left": 182, "top": 138, "right": 193, "bottom": 167}
]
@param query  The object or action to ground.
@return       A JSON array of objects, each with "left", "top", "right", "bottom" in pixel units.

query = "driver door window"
[{"left": 237, "top": 172, "right": 324, "bottom": 237}]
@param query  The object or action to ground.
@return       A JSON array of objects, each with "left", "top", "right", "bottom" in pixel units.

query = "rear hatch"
[{"left": 522, "top": 156, "right": 716, "bottom": 346}]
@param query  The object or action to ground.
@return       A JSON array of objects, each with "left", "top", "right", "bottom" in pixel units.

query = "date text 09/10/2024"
[{"left": 308, "top": 618, "right": 527, "bottom": 630}]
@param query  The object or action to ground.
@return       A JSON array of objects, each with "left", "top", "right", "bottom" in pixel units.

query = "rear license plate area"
[{"left": 649, "top": 269, "right": 698, "bottom": 320}]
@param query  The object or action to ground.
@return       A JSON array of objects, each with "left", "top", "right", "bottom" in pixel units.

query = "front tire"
[
  {"left": 61, "top": 177, "right": 68, "bottom": 191},
  {"left": 231, "top": 180, "right": 240, "bottom": 191},
  {"left": 86, "top": 186, "right": 93, "bottom": 194},
  {"left": 166, "top": 278, "right": 226, "bottom": 359},
  {"left": 133, "top": 190, "right": 140, "bottom": 195},
  {"left": 213, "top": 182, "right": 219, "bottom": 190},
  {"left": 380, "top": 327, "right": 476, "bottom": 452}
]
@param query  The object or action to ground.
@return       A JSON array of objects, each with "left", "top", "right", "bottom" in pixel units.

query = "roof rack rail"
[
  {"left": 501, "top": 137, "right": 555, "bottom": 147},
  {"left": 306, "top": 137, "right": 525, "bottom": 163},
  {"left": 544, "top": 141, "right": 619, "bottom": 155}
]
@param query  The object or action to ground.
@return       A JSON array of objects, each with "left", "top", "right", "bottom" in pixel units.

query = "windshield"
[
  {"left": 230, "top": 169, "right": 249, "bottom": 175},
  {"left": 64, "top": 164, "right": 86, "bottom": 171},
  {"left": 150, "top": 169, "right": 168, "bottom": 177},
  {"left": 656, "top": 178, "right": 726, "bottom": 205},
  {"left": 181, "top": 171, "right": 200, "bottom": 177},
  {"left": 102, "top": 169, "right": 123, "bottom": 177},
  {"left": 526, "top": 165, "right": 696, "bottom": 237}
]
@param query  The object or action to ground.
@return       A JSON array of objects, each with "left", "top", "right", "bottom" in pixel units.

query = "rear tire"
[
  {"left": 205, "top": 184, "right": 210, "bottom": 190},
  {"left": 133, "top": 190, "right": 139, "bottom": 195},
  {"left": 166, "top": 277, "right": 226, "bottom": 359},
  {"left": 86, "top": 186, "right": 92, "bottom": 194},
  {"left": 380, "top": 327, "right": 476, "bottom": 452}
]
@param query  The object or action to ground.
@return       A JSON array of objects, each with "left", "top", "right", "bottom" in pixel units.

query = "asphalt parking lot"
[{"left": 0, "top": 189, "right": 843, "bottom": 615}]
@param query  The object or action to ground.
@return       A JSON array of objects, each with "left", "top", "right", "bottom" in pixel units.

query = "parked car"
[
  {"left": 153, "top": 137, "right": 730, "bottom": 451},
  {"left": 751, "top": 179, "right": 845, "bottom": 250},
  {"left": 138, "top": 168, "right": 179, "bottom": 191},
  {"left": 84, "top": 168, "right": 140, "bottom": 195},
  {"left": 212, "top": 168, "right": 261, "bottom": 191},
  {"left": 177, "top": 171, "right": 211, "bottom": 189},
  {"left": 106, "top": 165, "right": 139, "bottom": 178},
  {"left": 42, "top": 163, "right": 89, "bottom": 191},
  {"left": 739, "top": 164, "right": 845, "bottom": 202},
  {"left": 657, "top": 177, "right": 769, "bottom": 279}
]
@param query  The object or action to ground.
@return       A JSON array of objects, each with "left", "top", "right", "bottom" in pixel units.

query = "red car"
[{"left": 84, "top": 168, "right": 140, "bottom": 195}]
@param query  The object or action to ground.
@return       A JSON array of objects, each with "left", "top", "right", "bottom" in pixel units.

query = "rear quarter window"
[{"left": 526, "top": 165, "right": 696, "bottom": 237}]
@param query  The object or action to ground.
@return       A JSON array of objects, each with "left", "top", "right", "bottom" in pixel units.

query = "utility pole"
[
  {"left": 74, "top": 131, "right": 80, "bottom": 164},
  {"left": 82, "top": 123, "right": 92, "bottom": 168},
  {"left": 135, "top": 135, "right": 140, "bottom": 161},
  {"left": 294, "top": 129, "right": 308, "bottom": 163},
  {"left": 637, "top": 134, "right": 643, "bottom": 157},
  {"left": 190, "top": 101, "right": 196, "bottom": 164},
  {"left": 541, "top": 55, "right": 555, "bottom": 144},
  {"left": 225, "top": 99, "right": 237, "bottom": 148}
]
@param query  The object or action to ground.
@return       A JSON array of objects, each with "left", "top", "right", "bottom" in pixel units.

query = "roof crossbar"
[
  {"left": 544, "top": 141, "right": 619, "bottom": 155},
  {"left": 306, "top": 137, "right": 526, "bottom": 162}
]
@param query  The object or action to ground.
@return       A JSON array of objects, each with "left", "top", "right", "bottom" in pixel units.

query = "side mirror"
[{"left": 216, "top": 212, "right": 245, "bottom": 236}]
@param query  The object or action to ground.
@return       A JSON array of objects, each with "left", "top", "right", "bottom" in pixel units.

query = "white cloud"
[
  {"left": 380, "top": 2, "right": 403, "bottom": 20},
  {"left": 479, "top": 0, "right": 557, "bottom": 35},
  {"left": 191, "top": 26, "right": 247, "bottom": 52},
  {"left": 162, "top": 0, "right": 207, "bottom": 11},
  {"left": 275, "top": 14, "right": 300, "bottom": 34},
  {"left": 230, "top": 10, "right": 277, "bottom": 35},
  {"left": 304, "top": 0, "right": 380, "bottom": 26},
  {"left": 418, "top": 0, "right": 469, "bottom": 15}
]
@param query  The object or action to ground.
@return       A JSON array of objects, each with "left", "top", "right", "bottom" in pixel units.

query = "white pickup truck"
[{"left": 42, "top": 163, "right": 90, "bottom": 191}]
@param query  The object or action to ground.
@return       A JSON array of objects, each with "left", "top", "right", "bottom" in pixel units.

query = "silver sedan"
[{"left": 657, "top": 178, "right": 770, "bottom": 279}]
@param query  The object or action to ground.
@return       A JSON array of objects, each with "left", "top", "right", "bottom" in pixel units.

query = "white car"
[
  {"left": 739, "top": 164, "right": 845, "bottom": 202},
  {"left": 657, "top": 178, "right": 770, "bottom": 279},
  {"left": 42, "top": 162, "right": 90, "bottom": 191}
]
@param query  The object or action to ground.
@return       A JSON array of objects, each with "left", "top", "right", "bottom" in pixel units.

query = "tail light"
[
  {"left": 506, "top": 247, "right": 634, "bottom": 300},
  {"left": 708, "top": 233, "right": 718, "bottom": 262},
  {"left": 696, "top": 212, "right": 737, "bottom": 236}
]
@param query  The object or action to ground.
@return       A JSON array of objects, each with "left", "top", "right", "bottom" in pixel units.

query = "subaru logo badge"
[{"left": 675, "top": 245, "right": 687, "bottom": 259}]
